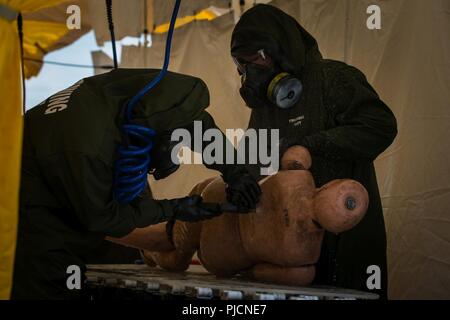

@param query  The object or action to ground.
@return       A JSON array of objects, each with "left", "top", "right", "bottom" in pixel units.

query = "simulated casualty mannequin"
[
  {"left": 12, "top": 69, "right": 261, "bottom": 300},
  {"left": 142, "top": 146, "right": 369, "bottom": 286},
  {"left": 230, "top": 5, "right": 397, "bottom": 298}
]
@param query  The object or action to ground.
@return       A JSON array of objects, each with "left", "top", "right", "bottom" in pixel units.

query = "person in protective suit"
[
  {"left": 230, "top": 5, "right": 397, "bottom": 299},
  {"left": 12, "top": 69, "right": 261, "bottom": 300}
]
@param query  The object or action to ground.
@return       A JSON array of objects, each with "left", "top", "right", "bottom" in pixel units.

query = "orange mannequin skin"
[{"left": 142, "top": 146, "right": 369, "bottom": 286}]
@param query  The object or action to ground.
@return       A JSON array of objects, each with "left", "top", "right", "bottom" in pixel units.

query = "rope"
[{"left": 23, "top": 57, "right": 114, "bottom": 70}]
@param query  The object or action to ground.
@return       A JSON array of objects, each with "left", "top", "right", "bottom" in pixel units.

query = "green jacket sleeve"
[
  {"left": 301, "top": 64, "right": 397, "bottom": 161},
  {"left": 62, "top": 152, "right": 174, "bottom": 238}
]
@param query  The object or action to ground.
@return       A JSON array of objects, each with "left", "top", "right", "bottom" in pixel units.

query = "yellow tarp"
[
  {"left": 23, "top": 20, "right": 69, "bottom": 78},
  {"left": 0, "top": 0, "right": 69, "bottom": 300},
  {"left": 154, "top": 9, "right": 217, "bottom": 34}
]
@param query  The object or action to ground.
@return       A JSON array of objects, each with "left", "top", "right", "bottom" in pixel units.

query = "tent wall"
[
  {"left": 91, "top": 50, "right": 113, "bottom": 75},
  {"left": 277, "top": 0, "right": 450, "bottom": 299},
  {"left": 86, "top": 0, "right": 153, "bottom": 46},
  {"left": 121, "top": 0, "right": 450, "bottom": 299},
  {"left": 0, "top": 0, "right": 69, "bottom": 300},
  {"left": 0, "top": 4, "right": 22, "bottom": 300},
  {"left": 152, "top": 0, "right": 216, "bottom": 26}
]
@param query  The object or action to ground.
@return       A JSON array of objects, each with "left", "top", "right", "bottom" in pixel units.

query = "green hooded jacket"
[
  {"left": 12, "top": 69, "right": 231, "bottom": 299},
  {"left": 231, "top": 5, "right": 397, "bottom": 299}
]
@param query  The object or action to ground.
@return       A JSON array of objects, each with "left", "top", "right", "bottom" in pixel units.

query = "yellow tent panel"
[
  {"left": 0, "top": 0, "right": 69, "bottom": 300},
  {"left": 23, "top": 20, "right": 69, "bottom": 78}
]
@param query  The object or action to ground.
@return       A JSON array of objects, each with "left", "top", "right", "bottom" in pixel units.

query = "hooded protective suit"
[
  {"left": 12, "top": 69, "right": 246, "bottom": 299},
  {"left": 231, "top": 5, "right": 397, "bottom": 298}
]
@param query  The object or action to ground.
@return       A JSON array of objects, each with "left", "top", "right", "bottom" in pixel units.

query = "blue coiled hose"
[{"left": 114, "top": 0, "right": 181, "bottom": 204}]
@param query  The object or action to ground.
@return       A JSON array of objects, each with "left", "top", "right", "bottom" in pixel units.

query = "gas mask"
[
  {"left": 234, "top": 50, "right": 303, "bottom": 109},
  {"left": 149, "top": 132, "right": 181, "bottom": 180}
]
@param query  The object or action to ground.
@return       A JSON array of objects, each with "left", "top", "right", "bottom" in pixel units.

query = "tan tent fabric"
[
  {"left": 120, "top": 0, "right": 449, "bottom": 299},
  {"left": 343, "top": 0, "right": 450, "bottom": 300},
  {"left": 271, "top": 0, "right": 347, "bottom": 61},
  {"left": 86, "top": 0, "right": 153, "bottom": 46},
  {"left": 91, "top": 50, "right": 113, "bottom": 75},
  {"left": 276, "top": 0, "right": 450, "bottom": 300},
  {"left": 152, "top": 0, "right": 222, "bottom": 26},
  {"left": 258, "top": 0, "right": 450, "bottom": 299},
  {"left": 152, "top": 0, "right": 245, "bottom": 22}
]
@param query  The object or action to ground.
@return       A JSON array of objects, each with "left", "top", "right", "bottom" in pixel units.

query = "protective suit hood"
[
  {"left": 105, "top": 69, "right": 211, "bottom": 132},
  {"left": 231, "top": 4, "right": 323, "bottom": 76}
]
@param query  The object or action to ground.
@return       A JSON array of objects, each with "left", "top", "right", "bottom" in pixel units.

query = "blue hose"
[{"left": 114, "top": 0, "right": 181, "bottom": 204}]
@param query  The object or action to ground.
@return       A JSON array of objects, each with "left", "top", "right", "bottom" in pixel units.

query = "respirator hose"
[{"left": 114, "top": 0, "right": 181, "bottom": 203}]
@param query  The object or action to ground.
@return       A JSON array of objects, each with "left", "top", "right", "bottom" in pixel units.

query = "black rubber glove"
[
  {"left": 223, "top": 168, "right": 262, "bottom": 211},
  {"left": 170, "top": 195, "right": 223, "bottom": 222}
]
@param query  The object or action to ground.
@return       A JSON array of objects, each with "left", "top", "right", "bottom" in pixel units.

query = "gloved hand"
[
  {"left": 223, "top": 169, "right": 262, "bottom": 211},
  {"left": 170, "top": 195, "right": 223, "bottom": 222}
]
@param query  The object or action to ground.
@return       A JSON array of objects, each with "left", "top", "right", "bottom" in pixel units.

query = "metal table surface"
[{"left": 85, "top": 264, "right": 379, "bottom": 300}]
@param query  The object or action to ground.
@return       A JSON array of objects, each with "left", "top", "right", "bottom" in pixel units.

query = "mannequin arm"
[{"left": 106, "top": 223, "right": 175, "bottom": 252}]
